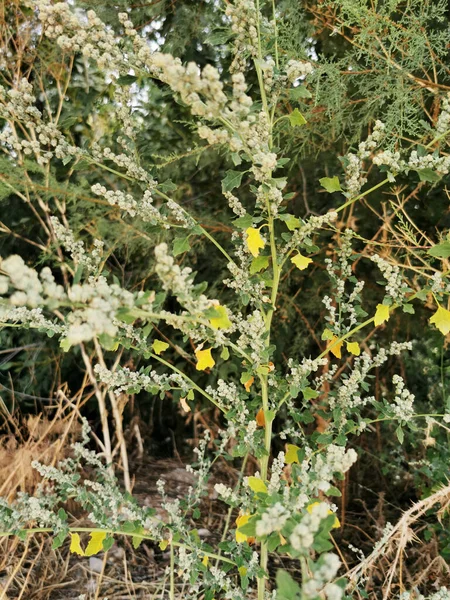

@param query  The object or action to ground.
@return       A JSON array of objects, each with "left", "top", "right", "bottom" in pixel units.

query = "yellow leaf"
[
  {"left": 346, "top": 341, "right": 360, "bottom": 356},
  {"left": 285, "top": 444, "right": 300, "bottom": 465},
  {"left": 202, "top": 555, "right": 209, "bottom": 567},
  {"left": 244, "top": 376, "right": 255, "bottom": 393},
  {"left": 291, "top": 253, "right": 313, "bottom": 271},
  {"left": 209, "top": 305, "right": 232, "bottom": 330},
  {"left": 328, "top": 335, "right": 343, "bottom": 358},
  {"left": 235, "top": 514, "right": 251, "bottom": 543},
  {"left": 180, "top": 396, "right": 191, "bottom": 413},
  {"left": 256, "top": 407, "right": 265, "bottom": 427},
  {"left": 430, "top": 306, "right": 450, "bottom": 335},
  {"left": 69, "top": 533, "right": 84, "bottom": 556},
  {"left": 307, "top": 502, "right": 340, "bottom": 529},
  {"left": 195, "top": 348, "right": 215, "bottom": 371},
  {"left": 247, "top": 476, "right": 267, "bottom": 494},
  {"left": 374, "top": 304, "right": 390, "bottom": 326},
  {"left": 85, "top": 531, "right": 107, "bottom": 556},
  {"left": 159, "top": 539, "right": 169, "bottom": 551},
  {"left": 279, "top": 533, "right": 287, "bottom": 545},
  {"left": 238, "top": 566, "right": 248, "bottom": 576},
  {"left": 152, "top": 339, "right": 169, "bottom": 355},
  {"left": 245, "top": 227, "right": 265, "bottom": 257}
]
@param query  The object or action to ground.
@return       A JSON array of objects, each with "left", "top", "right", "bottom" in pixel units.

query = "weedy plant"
[{"left": 2, "top": 1, "right": 450, "bottom": 599}]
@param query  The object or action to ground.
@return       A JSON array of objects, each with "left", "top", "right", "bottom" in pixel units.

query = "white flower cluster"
[
  {"left": 324, "top": 229, "right": 365, "bottom": 329},
  {"left": 91, "top": 184, "right": 191, "bottom": 229},
  {"left": 303, "top": 554, "right": 343, "bottom": 600},
  {"left": 256, "top": 502, "right": 290, "bottom": 537},
  {"left": 330, "top": 341, "right": 413, "bottom": 415},
  {"left": 94, "top": 363, "right": 189, "bottom": 396},
  {"left": 235, "top": 310, "right": 266, "bottom": 365},
  {"left": 344, "top": 120, "right": 385, "bottom": 196},
  {"left": 286, "top": 211, "right": 338, "bottom": 255},
  {"left": 225, "top": 0, "right": 259, "bottom": 72},
  {"left": 287, "top": 356, "right": 328, "bottom": 391},
  {"left": 285, "top": 60, "right": 314, "bottom": 83},
  {"left": 51, "top": 217, "right": 104, "bottom": 273},
  {"left": 224, "top": 239, "right": 267, "bottom": 302},
  {"left": 0, "top": 254, "right": 140, "bottom": 345},
  {"left": 268, "top": 451, "right": 285, "bottom": 494},
  {"left": 0, "top": 255, "right": 64, "bottom": 307},
  {"left": 34, "top": 1, "right": 128, "bottom": 71},
  {"left": 290, "top": 502, "right": 330, "bottom": 550},
  {"left": 214, "top": 482, "right": 239, "bottom": 504},
  {"left": 92, "top": 143, "right": 152, "bottom": 183},
  {"left": 391, "top": 374, "right": 415, "bottom": 422},
  {"left": 0, "top": 305, "right": 63, "bottom": 335},
  {"left": 0, "top": 81, "right": 77, "bottom": 165},
  {"left": 435, "top": 94, "right": 450, "bottom": 138},
  {"left": 154, "top": 245, "right": 227, "bottom": 337},
  {"left": 373, "top": 142, "right": 450, "bottom": 177},
  {"left": 371, "top": 254, "right": 404, "bottom": 302},
  {"left": 400, "top": 588, "right": 450, "bottom": 600}
]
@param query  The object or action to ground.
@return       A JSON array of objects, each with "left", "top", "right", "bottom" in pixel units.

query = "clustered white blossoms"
[
  {"left": 0, "top": 79, "right": 78, "bottom": 165},
  {"left": 391, "top": 374, "right": 415, "bottom": 422},
  {"left": 235, "top": 309, "right": 266, "bottom": 365},
  {"left": 303, "top": 554, "right": 343, "bottom": 600},
  {"left": 372, "top": 97, "right": 450, "bottom": 176},
  {"left": 371, "top": 254, "right": 404, "bottom": 302},
  {"left": 329, "top": 341, "right": 413, "bottom": 416},
  {"left": 51, "top": 217, "right": 104, "bottom": 273},
  {"left": 0, "top": 254, "right": 139, "bottom": 345},
  {"left": 286, "top": 59, "right": 314, "bottom": 83},
  {"left": 225, "top": 0, "right": 259, "bottom": 71},
  {"left": 290, "top": 502, "right": 330, "bottom": 550},
  {"left": 94, "top": 363, "right": 190, "bottom": 396},
  {"left": 400, "top": 588, "right": 450, "bottom": 600},
  {"left": 284, "top": 211, "right": 338, "bottom": 255},
  {"left": 435, "top": 94, "right": 450, "bottom": 139},
  {"left": 256, "top": 502, "right": 290, "bottom": 537},
  {"left": 344, "top": 120, "right": 385, "bottom": 196},
  {"left": 324, "top": 228, "right": 365, "bottom": 330}
]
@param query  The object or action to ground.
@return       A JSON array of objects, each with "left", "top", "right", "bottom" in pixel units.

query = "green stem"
[
  {"left": 336, "top": 177, "right": 391, "bottom": 213},
  {"left": 425, "top": 127, "right": 450, "bottom": 149},
  {"left": 272, "top": 0, "right": 279, "bottom": 69},
  {"left": 148, "top": 352, "right": 224, "bottom": 411}
]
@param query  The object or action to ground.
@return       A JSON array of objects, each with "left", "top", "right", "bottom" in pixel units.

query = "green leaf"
[
  {"left": 173, "top": 236, "right": 191, "bottom": 256},
  {"left": 290, "top": 86, "right": 312, "bottom": 100},
  {"left": 417, "top": 168, "right": 441, "bottom": 183},
  {"left": 208, "top": 305, "right": 232, "bottom": 329},
  {"left": 319, "top": 176, "right": 342, "bottom": 193},
  {"left": 152, "top": 339, "right": 169, "bottom": 355},
  {"left": 285, "top": 444, "right": 300, "bottom": 464},
  {"left": 220, "top": 347, "right": 230, "bottom": 360},
  {"left": 250, "top": 255, "right": 270, "bottom": 274},
  {"left": 302, "top": 387, "right": 319, "bottom": 400},
  {"left": 288, "top": 108, "right": 307, "bottom": 127},
  {"left": 396, "top": 426, "right": 404, "bottom": 444},
  {"left": 247, "top": 477, "right": 267, "bottom": 494},
  {"left": 116, "top": 74, "right": 138, "bottom": 85},
  {"left": 428, "top": 242, "right": 450, "bottom": 258},
  {"left": 60, "top": 338, "right": 72, "bottom": 352},
  {"left": 232, "top": 214, "right": 253, "bottom": 229},
  {"left": 222, "top": 170, "right": 244, "bottom": 193},
  {"left": 276, "top": 570, "right": 302, "bottom": 600},
  {"left": 98, "top": 333, "right": 119, "bottom": 351},
  {"left": 402, "top": 303, "right": 415, "bottom": 314}
]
